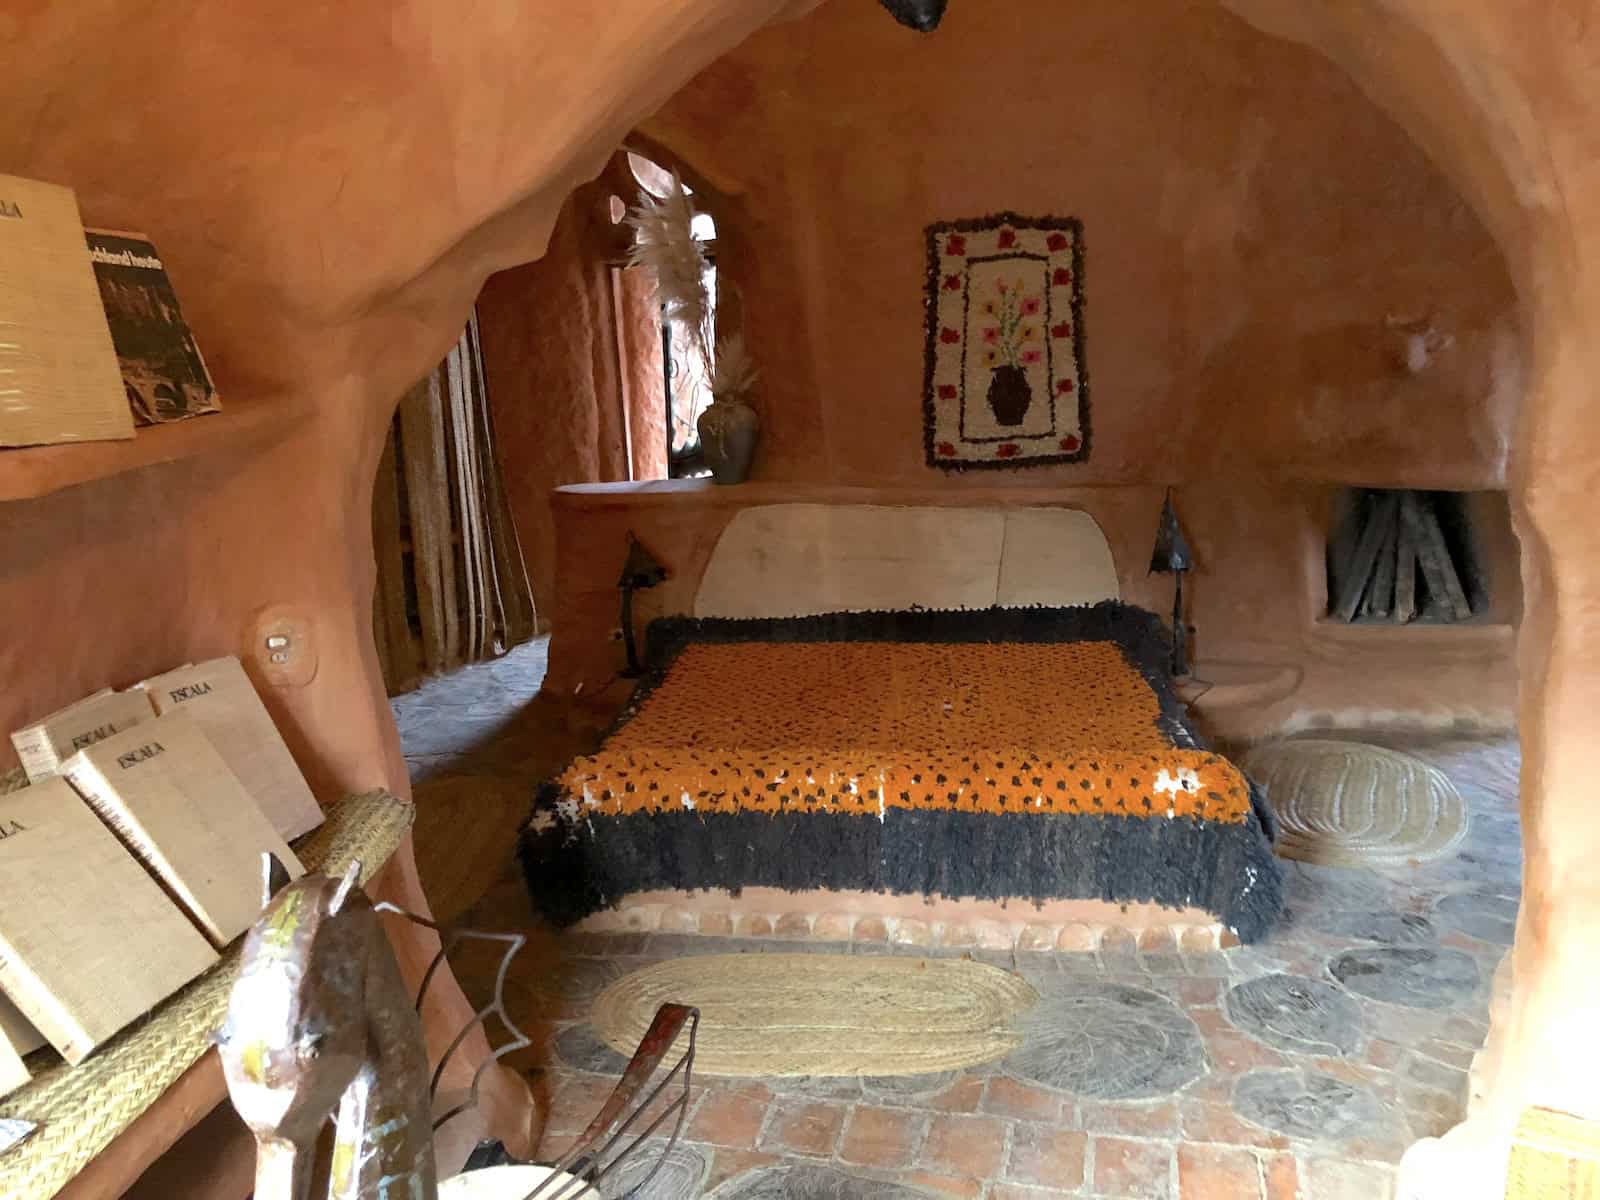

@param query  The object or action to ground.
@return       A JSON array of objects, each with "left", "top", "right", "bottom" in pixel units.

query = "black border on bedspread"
[{"left": 519, "top": 602, "right": 1284, "bottom": 943}]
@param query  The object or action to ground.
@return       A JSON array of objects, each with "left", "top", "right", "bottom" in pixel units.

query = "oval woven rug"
[
  {"left": 1243, "top": 739, "right": 1468, "bottom": 867},
  {"left": 590, "top": 954, "right": 1037, "bottom": 1078}
]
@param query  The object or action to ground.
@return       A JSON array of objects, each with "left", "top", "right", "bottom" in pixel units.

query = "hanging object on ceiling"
[
  {"left": 878, "top": 0, "right": 950, "bottom": 31},
  {"left": 922, "top": 213, "right": 1088, "bottom": 470}
]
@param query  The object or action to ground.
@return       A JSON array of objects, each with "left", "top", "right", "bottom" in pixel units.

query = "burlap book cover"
[
  {"left": 0, "top": 174, "right": 132, "bottom": 448},
  {"left": 140, "top": 656, "right": 323, "bottom": 840},
  {"left": 60, "top": 711, "right": 304, "bottom": 948},
  {"left": 0, "top": 777, "right": 217, "bottom": 1066}
]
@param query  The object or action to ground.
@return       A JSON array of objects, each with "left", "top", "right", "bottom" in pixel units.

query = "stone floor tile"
[
  {"left": 920, "top": 1113, "right": 1008, "bottom": 1180},
  {"left": 1177, "top": 1143, "right": 1263, "bottom": 1200},
  {"left": 838, "top": 1106, "right": 927, "bottom": 1169},
  {"left": 757, "top": 1098, "right": 846, "bottom": 1158},
  {"left": 1005, "top": 1125, "right": 1087, "bottom": 1191},
  {"left": 1092, "top": 1136, "right": 1176, "bottom": 1200}
]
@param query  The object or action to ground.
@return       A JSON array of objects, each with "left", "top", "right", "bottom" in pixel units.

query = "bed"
[{"left": 520, "top": 601, "right": 1282, "bottom": 942}]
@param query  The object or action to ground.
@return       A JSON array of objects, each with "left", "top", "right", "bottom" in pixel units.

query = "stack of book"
[{"left": 0, "top": 656, "right": 324, "bottom": 1095}]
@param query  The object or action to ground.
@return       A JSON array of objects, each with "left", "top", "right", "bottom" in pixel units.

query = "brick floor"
[
  {"left": 1178, "top": 1144, "right": 1263, "bottom": 1200},
  {"left": 757, "top": 1099, "right": 846, "bottom": 1157},
  {"left": 919, "top": 1114, "right": 1008, "bottom": 1180},
  {"left": 1005, "top": 1125, "right": 1087, "bottom": 1191},
  {"left": 1094, "top": 1136, "right": 1177, "bottom": 1200},
  {"left": 839, "top": 1106, "right": 926, "bottom": 1168}
]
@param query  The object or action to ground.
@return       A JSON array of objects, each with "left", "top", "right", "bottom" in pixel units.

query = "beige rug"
[
  {"left": 590, "top": 954, "right": 1037, "bottom": 1078},
  {"left": 1244, "top": 739, "right": 1468, "bottom": 867}
]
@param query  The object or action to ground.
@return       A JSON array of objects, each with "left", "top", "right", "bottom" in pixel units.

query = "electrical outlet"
[{"left": 248, "top": 607, "right": 317, "bottom": 687}]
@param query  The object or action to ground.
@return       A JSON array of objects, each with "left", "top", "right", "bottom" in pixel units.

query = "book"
[
  {"left": 0, "top": 175, "right": 133, "bottom": 448},
  {"left": 60, "top": 710, "right": 305, "bottom": 948},
  {"left": 85, "top": 229, "right": 220, "bottom": 425},
  {"left": 138, "top": 657, "right": 323, "bottom": 840},
  {"left": 0, "top": 1031, "right": 26, "bottom": 1100},
  {"left": 0, "top": 990, "right": 45, "bottom": 1056},
  {"left": 10, "top": 689, "right": 156, "bottom": 782},
  {"left": 0, "top": 777, "right": 217, "bottom": 1065}
]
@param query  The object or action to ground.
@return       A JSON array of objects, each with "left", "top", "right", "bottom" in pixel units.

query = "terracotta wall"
[
  {"left": 530, "top": 0, "right": 1523, "bottom": 731},
  {"left": 478, "top": 163, "right": 669, "bottom": 620},
  {"left": 641, "top": 0, "right": 1521, "bottom": 491}
]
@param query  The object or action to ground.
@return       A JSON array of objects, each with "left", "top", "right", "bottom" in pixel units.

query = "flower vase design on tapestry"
[{"left": 922, "top": 214, "right": 1088, "bottom": 469}]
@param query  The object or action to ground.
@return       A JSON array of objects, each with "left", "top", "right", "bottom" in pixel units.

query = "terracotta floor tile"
[
  {"left": 687, "top": 1090, "right": 769, "bottom": 1149},
  {"left": 1093, "top": 1136, "right": 1176, "bottom": 1200},
  {"left": 926, "top": 1076, "right": 988, "bottom": 1114},
  {"left": 920, "top": 1113, "right": 1008, "bottom": 1180},
  {"left": 1178, "top": 1143, "right": 1263, "bottom": 1200},
  {"left": 1005, "top": 1124, "right": 1086, "bottom": 1191},
  {"left": 1080, "top": 1100, "right": 1180, "bottom": 1138},
  {"left": 982, "top": 1076, "right": 1066, "bottom": 1122},
  {"left": 839, "top": 1106, "right": 926, "bottom": 1169},
  {"left": 757, "top": 1098, "right": 846, "bottom": 1157},
  {"left": 901, "top": 1169, "right": 984, "bottom": 1198}
]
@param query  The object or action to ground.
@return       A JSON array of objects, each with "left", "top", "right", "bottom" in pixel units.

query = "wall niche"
[{"left": 1325, "top": 488, "right": 1519, "bottom": 627}]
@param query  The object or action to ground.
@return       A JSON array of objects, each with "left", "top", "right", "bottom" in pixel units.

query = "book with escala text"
[
  {"left": 138, "top": 656, "right": 323, "bottom": 840},
  {"left": 9, "top": 688, "right": 155, "bottom": 782},
  {"left": 60, "top": 711, "right": 304, "bottom": 949},
  {"left": 0, "top": 777, "right": 217, "bottom": 1066}
]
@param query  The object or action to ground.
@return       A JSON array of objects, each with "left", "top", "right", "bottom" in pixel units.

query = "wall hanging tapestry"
[
  {"left": 922, "top": 213, "right": 1087, "bottom": 469},
  {"left": 520, "top": 603, "right": 1281, "bottom": 942}
]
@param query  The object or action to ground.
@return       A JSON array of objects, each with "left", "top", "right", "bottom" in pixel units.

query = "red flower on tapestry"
[
  {"left": 981, "top": 327, "right": 1000, "bottom": 345},
  {"left": 996, "top": 443, "right": 1020, "bottom": 458},
  {"left": 1060, "top": 434, "right": 1081, "bottom": 452},
  {"left": 1053, "top": 267, "right": 1073, "bottom": 286},
  {"left": 938, "top": 384, "right": 957, "bottom": 399},
  {"left": 945, "top": 235, "right": 966, "bottom": 256},
  {"left": 1020, "top": 348, "right": 1043, "bottom": 366},
  {"left": 940, "top": 327, "right": 960, "bottom": 344},
  {"left": 1047, "top": 232, "right": 1069, "bottom": 252},
  {"left": 937, "top": 441, "right": 957, "bottom": 457},
  {"left": 997, "top": 227, "right": 1017, "bottom": 249},
  {"left": 942, "top": 273, "right": 961, "bottom": 291},
  {"left": 1051, "top": 321, "right": 1072, "bottom": 338},
  {"left": 1057, "top": 379, "right": 1076, "bottom": 395},
  {"left": 1020, "top": 297, "right": 1042, "bottom": 316}
]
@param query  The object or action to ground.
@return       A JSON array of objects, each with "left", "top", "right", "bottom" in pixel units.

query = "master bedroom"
[{"left": 3, "top": 3, "right": 1586, "bottom": 1200}]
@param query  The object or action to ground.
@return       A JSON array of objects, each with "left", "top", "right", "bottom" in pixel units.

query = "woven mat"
[
  {"left": 1243, "top": 739, "right": 1467, "bottom": 867},
  {"left": 1509, "top": 1107, "right": 1600, "bottom": 1199},
  {"left": 0, "top": 771, "right": 414, "bottom": 1199},
  {"left": 590, "top": 954, "right": 1037, "bottom": 1078}
]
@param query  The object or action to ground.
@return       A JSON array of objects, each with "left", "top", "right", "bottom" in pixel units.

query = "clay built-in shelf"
[{"left": 0, "top": 395, "right": 303, "bottom": 504}]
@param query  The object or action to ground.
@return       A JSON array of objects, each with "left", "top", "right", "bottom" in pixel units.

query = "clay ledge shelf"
[
  {"left": 0, "top": 396, "right": 307, "bottom": 504},
  {"left": 1312, "top": 618, "right": 1516, "bottom": 645},
  {"left": 0, "top": 789, "right": 414, "bottom": 1200}
]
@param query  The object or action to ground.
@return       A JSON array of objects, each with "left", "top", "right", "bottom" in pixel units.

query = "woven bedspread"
[{"left": 522, "top": 604, "right": 1282, "bottom": 941}]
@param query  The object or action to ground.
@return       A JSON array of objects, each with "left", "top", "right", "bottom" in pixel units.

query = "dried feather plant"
[
  {"left": 624, "top": 173, "right": 714, "bottom": 385},
  {"left": 709, "top": 332, "right": 758, "bottom": 400}
]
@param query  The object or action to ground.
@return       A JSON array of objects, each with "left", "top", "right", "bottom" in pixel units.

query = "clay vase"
[
  {"left": 697, "top": 395, "right": 760, "bottom": 484},
  {"left": 987, "top": 364, "right": 1033, "bottom": 426}
]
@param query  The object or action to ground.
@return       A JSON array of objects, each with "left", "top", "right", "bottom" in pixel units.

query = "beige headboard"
[{"left": 693, "top": 503, "right": 1120, "bottom": 619}]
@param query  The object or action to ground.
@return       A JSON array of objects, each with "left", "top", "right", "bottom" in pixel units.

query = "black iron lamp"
[
  {"left": 618, "top": 534, "right": 668, "bottom": 678},
  {"left": 1148, "top": 489, "right": 1194, "bottom": 678}
]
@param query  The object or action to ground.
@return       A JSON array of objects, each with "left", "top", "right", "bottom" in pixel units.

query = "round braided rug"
[
  {"left": 590, "top": 954, "right": 1037, "bottom": 1078},
  {"left": 1243, "top": 739, "right": 1467, "bottom": 867}
]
